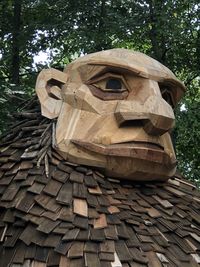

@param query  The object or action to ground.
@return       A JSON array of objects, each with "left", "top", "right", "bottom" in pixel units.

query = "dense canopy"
[{"left": 0, "top": 0, "right": 199, "bottom": 184}]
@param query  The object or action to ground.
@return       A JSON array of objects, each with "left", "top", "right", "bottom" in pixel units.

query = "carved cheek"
[{"left": 73, "top": 84, "right": 118, "bottom": 115}]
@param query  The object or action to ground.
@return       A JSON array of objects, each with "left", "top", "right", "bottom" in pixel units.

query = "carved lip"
[{"left": 71, "top": 140, "right": 176, "bottom": 167}]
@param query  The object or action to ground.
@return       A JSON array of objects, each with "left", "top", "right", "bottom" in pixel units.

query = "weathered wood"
[
  {"left": 43, "top": 179, "right": 62, "bottom": 196},
  {"left": 85, "top": 175, "right": 98, "bottom": 187},
  {"left": 88, "top": 186, "right": 102, "bottom": 195},
  {"left": 13, "top": 112, "right": 39, "bottom": 119},
  {"left": 67, "top": 242, "right": 84, "bottom": 258},
  {"left": 99, "top": 252, "right": 115, "bottom": 261},
  {"left": 16, "top": 193, "right": 35, "bottom": 212},
  {"left": 59, "top": 256, "right": 70, "bottom": 267},
  {"left": 35, "top": 48, "right": 185, "bottom": 182},
  {"left": 115, "top": 241, "right": 133, "bottom": 262},
  {"left": 0, "top": 48, "right": 200, "bottom": 267},
  {"left": 73, "top": 198, "right": 88, "bottom": 217},
  {"left": 111, "top": 252, "right": 122, "bottom": 267},
  {"left": 37, "top": 218, "right": 60, "bottom": 234},
  {"left": 84, "top": 253, "right": 101, "bottom": 267},
  {"left": 35, "top": 246, "right": 49, "bottom": 262},
  {"left": 12, "top": 242, "right": 26, "bottom": 264},
  {"left": 73, "top": 215, "right": 88, "bottom": 230},
  {"left": 153, "top": 195, "right": 173, "bottom": 208},
  {"left": 94, "top": 213, "right": 107, "bottom": 229},
  {"left": 108, "top": 206, "right": 120, "bottom": 214},
  {"left": 62, "top": 229, "right": 79, "bottom": 241},
  {"left": 70, "top": 171, "right": 84, "bottom": 183},
  {"left": 100, "top": 241, "right": 115, "bottom": 253},
  {"left": 32, "top": 261, "right": 47, "bottom": 267},
  {"left": 56, "top": 183, "right": 72, "bottom": 205},
  {"left": 1, "top": 182, "right": 20, "bottom": 201},
  {"left": 73, "top": 183, "right": 87, "bottom": 199}
]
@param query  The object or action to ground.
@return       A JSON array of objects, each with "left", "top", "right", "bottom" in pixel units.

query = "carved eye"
[
  {"left": 87, "top": 72, "right": 130, "bottom": 93},
  {"left": 87, "top": 72, "right": 130, "bottom": 100},
  {"left": 99, "top": 77, "right": 126, "bottom": 92},
  {"left": 160, "top": 86, "right": 175, "bottom": 108},
  {"left": 106, "top": 78, "right": 122, "bottom": 90}
]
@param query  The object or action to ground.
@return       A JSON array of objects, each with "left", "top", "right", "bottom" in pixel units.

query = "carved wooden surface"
[
  {"left": 0, "top": 101, "right": 199, "bottom": 267},
  {"left": 35, "top": 49, "right": 185, "bottom": 181}
]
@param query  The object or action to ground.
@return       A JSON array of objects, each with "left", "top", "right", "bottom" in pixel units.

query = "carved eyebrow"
[
  {"left": 87, "top": 62, "right": 146, "bottom": 79},
  {"left": 87, "top": 64, "right": 140, "bottom": 80}
]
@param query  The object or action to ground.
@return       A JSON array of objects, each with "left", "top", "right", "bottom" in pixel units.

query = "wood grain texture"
[
  {"left": 35, "top": 48, "right": 184, "bottom": 182},
  {"left": 0, "top": 55, "right": 199, "bottom": 267},
  {"left": 73, "top": 198, "right": 88, "bottom": 217}
]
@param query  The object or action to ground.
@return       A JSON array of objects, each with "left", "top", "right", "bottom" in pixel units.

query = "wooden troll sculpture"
[
  {"left": 36, "top": 49, "right": 185, "bottom": 181},
  {"left": 0, "top": 49, "right": 199, "bottom": 267}
]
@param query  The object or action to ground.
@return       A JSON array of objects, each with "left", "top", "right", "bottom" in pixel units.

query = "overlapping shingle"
[{"left": 0, "top": 98, "right": 199, "bottom": 267}]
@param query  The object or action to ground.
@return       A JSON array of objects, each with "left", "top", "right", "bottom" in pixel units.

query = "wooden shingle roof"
[{"left": 0, "top": 97, "right": 199, "bottom": 267}]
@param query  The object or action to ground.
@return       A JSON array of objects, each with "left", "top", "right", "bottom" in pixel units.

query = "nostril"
[
  {"left": 119, "top": 119, "right": 144, "bottom": 128},
  {"left": 115, "top": 110, "right": 148, "bottom": 128}
]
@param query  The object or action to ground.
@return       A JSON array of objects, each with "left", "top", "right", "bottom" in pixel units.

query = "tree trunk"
[
  {"left": 11, "top": 0, "right": 21, "bottom": 85},
  {"left": 93, "top": 0, "right": 107, "bottom": 52},
  {"left": 147, "top": 0, "right": 167, "bottom": 64}
]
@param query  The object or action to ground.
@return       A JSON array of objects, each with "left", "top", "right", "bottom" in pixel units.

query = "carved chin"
[{"left": 71, "top": 140, "right": 177, "bottom": 181}]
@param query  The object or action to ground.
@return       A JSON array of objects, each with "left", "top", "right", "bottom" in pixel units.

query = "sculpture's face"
[{"left": 36, "top": 49, "right": 185, "bottom": 181}]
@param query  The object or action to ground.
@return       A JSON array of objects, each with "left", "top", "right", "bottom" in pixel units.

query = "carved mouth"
[{"left": 71, "top": 140, "right": 176, "bottom": 167}]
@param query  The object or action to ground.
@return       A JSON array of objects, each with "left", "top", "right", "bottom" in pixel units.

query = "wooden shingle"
[{"left": 0, "top": 99, "right": 199, "bottom": 267}]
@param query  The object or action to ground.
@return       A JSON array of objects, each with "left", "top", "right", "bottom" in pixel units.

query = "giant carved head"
[{"left": 36, "top": 49, "right": 185, "bottom": 181}]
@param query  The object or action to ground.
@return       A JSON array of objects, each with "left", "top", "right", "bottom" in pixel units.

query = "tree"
[
  {"left": 0, "top": 0, "right": 199, "bottom": 183},
  {"left": 11, "top": 0, "right": 22, "bottom": 84}
]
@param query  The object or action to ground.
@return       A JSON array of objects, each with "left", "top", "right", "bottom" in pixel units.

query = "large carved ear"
[{"left": 35, "top": 68, "right": 68, "bottom": 119}]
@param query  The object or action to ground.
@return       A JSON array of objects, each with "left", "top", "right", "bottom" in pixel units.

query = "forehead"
[{"left": 64, "top": 49, "right": 185, "bottom": 103}]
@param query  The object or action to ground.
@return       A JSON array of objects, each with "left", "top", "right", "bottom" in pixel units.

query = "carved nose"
[{"left": 115, "top": 96, "right": 175, "bottom": 135}]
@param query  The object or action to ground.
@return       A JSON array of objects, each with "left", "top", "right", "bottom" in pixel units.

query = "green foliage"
[
  {"left": 175, "top": 78, "right": 200, "bottom": 186},
  {"left": 0, "top": 0, "right": 199, "bottom": 183},
  {"left": 0, "top": 81, "right": 33, "bottom": 135}
]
